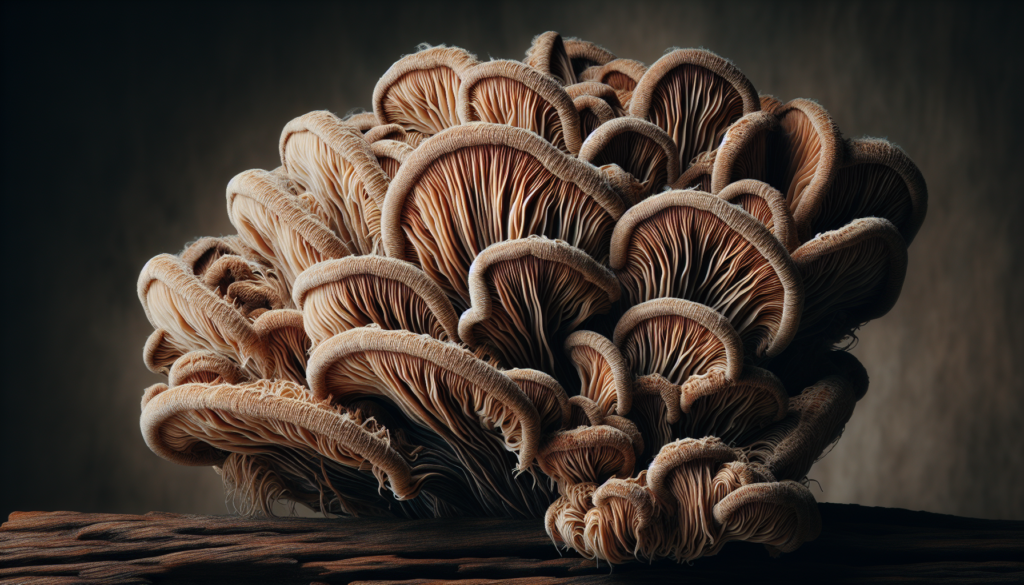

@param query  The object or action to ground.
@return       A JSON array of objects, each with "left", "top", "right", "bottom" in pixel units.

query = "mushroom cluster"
[{"left": 137, "top": 32, "right": 926, "bottom": 564}]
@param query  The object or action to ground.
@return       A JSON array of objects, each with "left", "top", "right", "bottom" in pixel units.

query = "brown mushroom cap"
[
  {"left": 280, "top": 111, "right": 391, "bottom": 255},
  {"left": 767, "top": 99, "right": 844, "bottom": 217},
  {"left": 138, "top": 254, "right": 264, "bottom": 369},
  {"left": 566, "top": 394, "right": 607, "bottom": 428},
  {"left": 459, "top": 237, "right": 621, "bottom": 374},
  {"left": 545, "top": 481, "right": 598, "bottom": 556},
  {"left": 180, "top": 235, "right": 268, "bottom": 278},
  {"left": 578, "top": 117, "right": 680, "bottom": 200},
  {"left": 143, "top": 329, "right": 185, "bottom": 375},
  {"left": 457, "top": 60, "right": 583, "bottom": 155},
  {"left": 168, "top": 350, "right": 249, "bottom": 387},
  {"left": 293, "top": 256, "right": 460, "bottom": 347},
  {"left": 505, "top": 368, "right": 571, "bottom": 435},
  {"left": 381, "top": 123, "right": 625, "bottom": 311},
  {"left": 670, "top": 150, "right": 716, "bottom": 192},
  {"left": 343, "top": 111, "right": 380, "bottom": 132},
  {"left": 709, "top": 110, "right": 779, "bottom": 193},
  {"left": 564, "top": 81, "right": 627, "bottom": 116},
  {"left": 718, "top": 179, "right": 799, "bottom": 252},
  {"left": 611, "top": 191, "right": 802, "bottom": 359},
  {"left": 202, "top": 254, "right": 291, "bottom": 319},
  {"left": 585, "top": 476, "right": 667, "bottom": 563},
  {"left": 630, "top": 49, "right": 759, "bottom": 173},
  {"left": 580, "top": 58, "right": 648, "bottom": 110},
  {"left": 614, "top": 298, "right": 744, "bottom": 386},
  {"left": 792, "top": 217, "right": 907, "bottom": 345},
  {"left": 363, "top": 123, "right": 408, "bottom": 145},
  {"left": 712, "top": 480, "right": 822, "bottom": 555},
  {"left": 226, "top": 169, "right": 349, "bottom": 287},
  {"left": 563, "top": 38, "right": 616, "bottom": 78},
  {"left": 369, "top": 139, "right": 415, "bottom": 181},
  {"left": 572, "top": 95, "right": 617, "bottom": 144},
  {"left": 524, "top": 31, "right": 577, "bottom": 85},
  {"left": 564, "top": 330, "right": 633, "bottom": 417},
  {"left": 372, "top": 45, "right": 479, "bottom": 135},
  {"left": 252, "top": 309, "right": 310, "bottom": 385},
  {"left": 798, "top": 137, "right": 928, "bottom": 244},
  {"left": 537, "top": 425, "right": 636, "bottom": 487},
  {"left": 680, "top": 365, "right": 789, "bottom": 445},
  {"left": 629, "top": 374, "right": 683, "bottom": 464}
]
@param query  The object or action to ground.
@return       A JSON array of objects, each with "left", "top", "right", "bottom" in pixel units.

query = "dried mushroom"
[
  {"left": 681, "top": 366, "right": 789, "bottom": 444},
  {"left": 168, "top": 350, "right": 249, "bottom": 387},
  {"left": 372, "top": 45, "right": 478, "bottom": 135},
  {"left": 578, "top": 117, "right": 680, "bottom": 200},
  {"left": 562, "top": 38, "right": 616, "bottom": 78},
  {"left": 524, "top": 31, "right": 577, "bottom": 85},
  {"left": 580, "top": 58, "right": 648, "bottom": 109},
  {"left": 564, "top": 330, "right": 633, "bottom": 417},
  {"left": 718, "top": 179, "right": 798, "bottom": 252}
]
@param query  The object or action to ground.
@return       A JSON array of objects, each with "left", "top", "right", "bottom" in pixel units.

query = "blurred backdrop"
[{"left": 2, "top": 0, "right": 1021, "bottom": 522}]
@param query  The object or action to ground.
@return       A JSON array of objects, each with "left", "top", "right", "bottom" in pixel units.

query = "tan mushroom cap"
[
  {"left": 505, "top": 368, "right": 571, "bottom": 435},
  {"left": 629, "top": 374, "right": 683, "bottom": 464},
  {"left": 611, "top": 190, "right": 803, "bottom": 359},
  {"left": 565, "top": 330, "right": 633, "bottom": 417},
  {"left": 614, "top": 298, "right": 744, "bottom": 386},
  {"left": 459, "top": 237, "right": 621, "bottom": 374},
  {"left": 252, "top": 309, "right": 310, "bottom": 385},
  {"left": 180, "top": 235, "right": 268, "bottom": 278},
  {"left": 630, "top": 49, "right": 759, "bottom": 173},
  {"left": 565, "top": 81, "right": 627, "bottom": 117},
  {"left": 138, "top": 254, "right": 264, "bottom": 369},
  {"left": 524, "top": 31, "right": 577, "bottom": 85},
  {"left": 545, "top": 481, "right": 598, "bottom": 556},
  {"left": 718, "top": 179, "right": 799, "bottom": 252},
  {"left": 709, "top": 110, "right": 780, "bottom": 193},
  {"left": 226, "top": 169, "right": 349, "bottom": 287},
  {"left": 168, "top": 350, "right": 249, "bottom": 387},
  {"left": 799, "top": 137, "right": 928, "bottom": 244},
  {"left": 538, "top": 425, "right": 636, "bottom": 487},
  {"left": 584, "top": 476, "right": 666, "bottom": 563},
  {"left": 381, "top": 123, "right": 625, "bottom": 310},
  {"left": 765, "top": 99, "right": 844, "bottom": 219},
  {"left": 572, "top": 95, "right": 617, "bottom": 144},
  {"left": 140, "top": 379, "right": 424, "bottom": 500},
  {"left": 670, "top": 150, "right": 716, "bottom": 192},
  {"left": 578, "top": 117, "right": 680, "bottom": 200},
  {"left": 580, "top": 58, "right": 648, "bottom": 109},
  {"left": 566, "top": 394, "right": 606, "bottom": 428},
  {"left": 293, "top": 256, "right": 460, "bottom": 347},
  {"left": 372, "top": 45, "right": 479, "bottom": 135},
  {"left": 202, "top": 254, "right": 290, "bottom": 319},
  {"left": 344, "top": 111, "right": 380, "bottom": 132},
  {"left": 369, "top": 139, "right": 415, "bottom": 180},
  {"left": 712, "top": 480, "right": 822, "bottom": 554},
  {"left": 280, "top": 111, "right": 391, "bottom": 255},
  {"left": 363, "top": 123, "right": 407, "bottom": 144},
  {"left": 563, "top": 38, "right": 616, "bottom": 78},
  {"left": 457, "top": 60, "right": 583, "bottom": 155},
  {"left": 680, "top": 365, "right": 789, "bottom": 444},
  {"left": 143, "top": 329, "right": 185, "bottom": 375},
  {"left": 793, "top": 217, "right": 907, "bottom": 344}
]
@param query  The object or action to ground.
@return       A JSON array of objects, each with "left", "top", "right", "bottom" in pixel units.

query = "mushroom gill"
[
  {"left": 202, "top": 254, "right": 290, "bottom": 319},
  {"left": 537, "top": 425, "right": 636, "bottom": 489},
  {"left": 369, "top": 139, "right": 415, "bottom": 181},
  {"left": 712, "top": 480, "right": 822, "bottom": 555},
  {"left": 180, "top": 235, "right": 266, "bottom": 279},
  {"left": 459, "top": 237, "right": 621, "bottom": 375},
  {"left": 381, "top": 123, "right": 625, "bottom": 311},
  {"left": 505, "top": 368, "right": 570, "bottom": 435},
  {"left": 252, "top": 309, "right": 310, "bottom": 385},
  {"left": 293, "top": 256, "right": 459, "bottom": 347},
  {"left": 524, "top": 31, "right": 577, "bottom": 85},
  {"left": 584, "top": 475, "right": 669, "bottom": 564},
  {"left": 630, "top": 49, "right": 759, "bottom": 174},
  {"left": 718, "top": 179, "right": 799, "bottom": 252},
  {"left": 681, "top": 366, "right": 789, "bottom": 445},
  {"left": 372, "top": 45, "right": 478, "bottom": 136},
  {"left": 565, "top": 81, "right": 627, "bottom": 117},
  {"left": 580, "top": 58, "right": 648, "bottom": 109},
  {"left": 563, "top": 38, "right": 616, "bottom": 79},
  {"left": 578, "top": 117, "right": 680, "bottom": 201},
  {"left": 708, "top": 110, "right": 779, "bottom": 193},
  {"left": 545, "top": 481, "right": 598, "bottom": 557},
  {"left": 629, "top": 374, "right": 683, "bottom": 464},
  {"left": 572, "top": 95, "right": 616, "bottom": 144},
  {"left": 670, "top": 150, "right": 716, "bottom": 192},
  {"left": 611, "top": 190, "right": 802, "bottom": 359},
  {"left": 764, "top": 99, "right": 844, "bottom": 219},
  {"left": 564, "top": 330, "right": 633, "bottom": 417},
  {"left": 143, "top": 329, "right": 185, "bottom": 376},
  {"left": 168, "top": 350, "right": 249, "bottom": 387},
  {"left": 457, "top": 60, "right": 583, "bottom": 155}
]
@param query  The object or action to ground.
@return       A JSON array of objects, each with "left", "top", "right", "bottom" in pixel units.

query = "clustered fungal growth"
[{"left": 136, "top": 32, "right": 926, "bottom": 565}]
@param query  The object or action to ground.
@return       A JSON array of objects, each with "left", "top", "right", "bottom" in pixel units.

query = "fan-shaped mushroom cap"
[
  {"left": 505, "top": 368, "right": 570, "bottom": 435},
  {"left": 564, "top": 330, "right": 633, "bottom": 417},
  {"left": 140, "top": 379, "right": 424, "bottom": 500},
  {"left": 202, "top": 254, "right": 291, "bottom": 319},
  {"left": 670, "top": 150, "right": 716, "bottom": 192},
  {"left": 580, "top": 58, "right": 648, "bottom": 109},
  {"left": 611, "top": 191, "right": 802, "bottom": 359},
  {"left": 537, "top": 425, "right": 636, "bottom": 487},
  {"left": 565, "top": 81, "right": 627, "bottom": 115},
  {"left": 524, "top": 31, "right": 577, "bottom": 85},
  {"left": 614, "top": 298, "right": 744, "bottom": 386},
  {"left": 585, "top": 476, "right": 668, "bottom": 563},
  {"left": 578, "top": 117, "right": 680, "bottom": 200},
  {"left": 252, "top": 309, "right": 310, "bottom": 385},
  {"left": 545, "top": 481, "right": 598, "bottom": 556},
  {"left": 372, "top": 45, "right": 479, "bottom": 135},
  {"left": 180, "top": 235, "right": 267, "bottom": 278},
  {"left": 138, "top": 254, "right": 264, "bottom": 368},
  {"left": 680, "top": 366, "right": 789, "bottom": 444},
  {"left": 293, "top": 256, "right": 460, "bottom": 347},
  {"left": 563, "top": 38, "right": 616, "bottom": 78},
  {"left": 798, "top": 137, "right": 928, "bottom": 244},
  {"left": 630, "top": 49, "right": 759, "bottom": 173},
  {"left": 143, "top": 329, "right": 185, "bottom": 375},
  {"left": 629, "top": 374, "right": 683, "bottom": 464},
  {"left": 168, "top": 350, "right": 249, "bottom": 387},
  {"left": 459, "top": 237, "right": 620, "bottom": 374},
  {"left": 382, "top": 123, "right": 625, "bottom": 310},
  {"left": 226, "top": 169, "right": 349, "bottom": 287},
  {"left": 363, "top": 123, "right": 407, "bottom": 144},
  {"left": 572, "top": 95, "right": 616, "bottom": 144},
  {"left": 566, "top": 395, "right": 607, "bottom": 428},
  {"left": 713, "top": 480, "right": 822, "bottom": 554},
  {"left": 344, "top": 111, "right": 380, "bottom": 132},
  {"left": 369, "top": 139, "right": 415, "bottom": 180},
  {"left": 718, "top": 179, "right": 799, "bottom": 252},
  {"left": 708, "top": 110, "right": 779, "bottom": 194},
  {"left": 280, "top": 111, "right": 391, "bottom": 255},
  {"left": 457, "top": 60, "right": 582, "bottom": 155},
  {"left": 792, "top": 217, "right": 907, "bottom": 344}
]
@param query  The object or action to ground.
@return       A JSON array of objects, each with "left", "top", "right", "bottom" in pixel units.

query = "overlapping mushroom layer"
[{"left": 136, "top": 31, "right": 925, "bottom": 566}]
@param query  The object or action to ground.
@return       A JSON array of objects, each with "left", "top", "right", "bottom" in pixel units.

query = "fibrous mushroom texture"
[{"left": 136, "top": 32, "right": 926, "bottom": 566}]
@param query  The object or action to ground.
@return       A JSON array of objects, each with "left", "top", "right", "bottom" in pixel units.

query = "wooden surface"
[{"left": 1, "top": 503, "right": 1021, "bottom": 584}]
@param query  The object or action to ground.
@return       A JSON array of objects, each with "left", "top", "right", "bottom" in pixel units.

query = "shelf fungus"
[{"left": 137, "top": 32, "right": 925, "bottom": 566}]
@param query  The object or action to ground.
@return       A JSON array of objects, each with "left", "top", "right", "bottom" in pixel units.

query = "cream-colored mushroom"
[
  {"left": 524, "top": 31, "right": 577, "bottom": 85},
  {"left": 578, "top": 117, "right": 680, "bottom": 201},
  {"left": 580, "top": 58, "right": 648, "bottom": 109},
  {"left": 372, "top": 45, "right": 479, "bottom": 135},
  {"left": 564, "top": 330, "right": 633, "bottom": 417}
]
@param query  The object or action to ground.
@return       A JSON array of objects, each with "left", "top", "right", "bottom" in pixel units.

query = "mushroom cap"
[
  {"left": 544, "top": 481, "right": 598, "bottom": 556},
  {"left": 766, "top": 99, "right": 845, "bottom": 219},
  {"left": 537, "top": 425, "right": 636, "bottom": 486},
  {"left": 168, "top": 350, "right": 249, "bottom": 387},
  {"left": 611, "top": 190, "right": 803, "bottom": 359},
  {"left": 226, "top": 169, "right": 349, "bottom": 286},
  {"left": 646, "top": 436, "right": 738, "bottom": 508},
  {"left": 457, "top": 60, "right": 583, "bottom": 154},
  {"left": 630, "top": 49, "right": 759, "bottom": 172},
  {"left": 381, "top": 122, "right": 625, "bottom": 310},
  {"left": 562, "top": 38, "right": 616, "bottom": 78},
  {"left": 709, "top": 110, "right": 780, "bottom": 194},
  {"left": 680, "top": 365, "right": 789, "bottom": 444},
  {"left": 279, "top": 111, "right": 391, "bottom": 255},
  {"left": 143, "top": 328, "right": 185, "bottom": 375},
  {"left": 372, "top": 45, "right": 479, "bottom": 135},
  {"left": 614, "top": 298, "right": 744, "bottom": 386},
  {"left": 202, "top": 254, "right": 290, "bottom": 319},
  {"left": 344, "top": 111, "right": 380, "bottom": 132},
  {"left": 252, "top": 309, "right": 310, "bottom": 385},
  {"left": 363, "top": 123, "right": 408, "bottom": 144},
  {"left": 566, "top": 394, "right": 607, "bottom": 428},
  {"left": 459, "top": 237, "right": 621, "bottom": 374},
  {"left": 792, "top": 217, "right": 907, "bottom": 345},
  {"left": 564, "top": 330, "right": 633, "bottom": 417},
  {"left": 580, "top": 58, "right": 648, "bottom": 109},
  {"left": 578, "top": 117, "right": 680, "bottom": 200},
  {"left": 572, "top": 95, "right": 617, "bottom": 145},
  {"left": 585, "top": 477, "right": 665, "bottom": 563},
  {"left": 369, "top": 139, "right": 415, "bottom": 181},
  {"left": 670, "top": 150, "right": 716, "bottom": 192},
  {"left": 180, "top": 235, "right": 268, "bottom": 278},
  {"left": 718, "top": 179, "right": 799, "bottom": 252},
  {"left": 505, "top": 368, "right": 571, "bottom": 435},
  {"left": 712, "top": 480, "right": 822, "bottom": 554},
  {"left": 293, "top": 256, "right": 460, "bottom": 346},
  {"left": 524, "top": 31, "right": 577, "bottom": 85},
  {"left": 798, "top": 137, "right": 928, "bottom": 245}
]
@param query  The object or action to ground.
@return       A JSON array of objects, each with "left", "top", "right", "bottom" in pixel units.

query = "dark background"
[{"left": 2, "top": 1, "right": 1021, "bottom": 522}]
